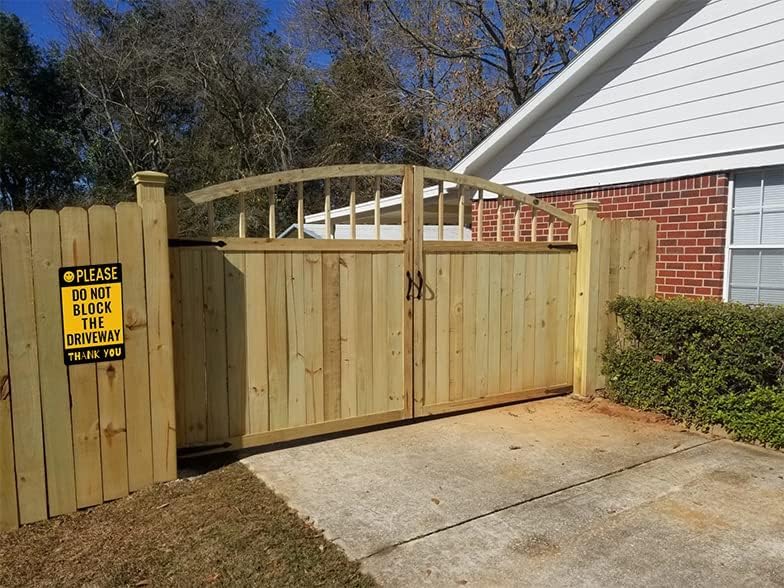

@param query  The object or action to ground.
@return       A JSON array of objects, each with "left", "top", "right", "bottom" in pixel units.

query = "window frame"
[{"left": 723, "top": 168, "right": 784, "bottom": 302}]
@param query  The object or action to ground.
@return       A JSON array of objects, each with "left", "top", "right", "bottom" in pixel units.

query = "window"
[{"left": 725, "top": 168, "right": 784, "bottom": 304}]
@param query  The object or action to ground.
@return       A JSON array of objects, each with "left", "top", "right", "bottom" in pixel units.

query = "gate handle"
[
  {"left": 406, "top": 271, "right": 414, "bottom": 300},
  {"left": 415, "top": 270, "right": 424, "bottom": 300}
]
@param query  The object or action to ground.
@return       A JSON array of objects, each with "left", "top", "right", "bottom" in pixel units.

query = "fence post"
[
  {"left": 573, "top": 200, "right": 602, "bottom": 399},
  {"left": 132, "top": 171, "right": 177, "bottom": 482}
]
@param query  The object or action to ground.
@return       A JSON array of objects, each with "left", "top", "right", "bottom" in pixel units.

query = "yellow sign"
[{"left": 59, "top": 263, "right": 125, "bottom": 365}]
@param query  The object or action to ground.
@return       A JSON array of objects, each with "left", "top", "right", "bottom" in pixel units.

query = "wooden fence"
[
  {"left": 573, "top": 202, "right": 657, "bottom": 397},
  {"left": 0, "top": 166, "right": 657, "bottom": 531},
  {"left": 0, "top": 173, "right": 176, "bottom": 531}
]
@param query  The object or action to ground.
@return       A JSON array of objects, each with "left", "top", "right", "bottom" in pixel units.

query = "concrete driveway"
[{"left": 242, "top": 397, "right": 784, "bottom": 587}]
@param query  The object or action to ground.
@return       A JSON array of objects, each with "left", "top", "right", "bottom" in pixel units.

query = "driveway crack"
[{"left": 360, "top": 438, "right": 718, "bottom": 561}]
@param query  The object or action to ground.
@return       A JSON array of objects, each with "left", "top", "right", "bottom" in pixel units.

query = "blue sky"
[{"left": 0, "top": 0, "right": 293, "bottom": 46}]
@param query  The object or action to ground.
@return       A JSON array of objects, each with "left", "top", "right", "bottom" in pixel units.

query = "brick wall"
[{"left": 472, "top": 172, "right": 730, "bottom": 298}]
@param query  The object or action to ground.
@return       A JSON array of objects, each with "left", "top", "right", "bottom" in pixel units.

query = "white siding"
[{"left": 478, "top": 0, "right": 784, "bottom": 193}]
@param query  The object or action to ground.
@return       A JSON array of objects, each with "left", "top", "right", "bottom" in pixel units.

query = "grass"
[{"left": 0, "top": 463, "right": 374, "bottom": 587}]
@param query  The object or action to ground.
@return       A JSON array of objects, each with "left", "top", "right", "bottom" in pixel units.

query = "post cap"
[
  {"left": 573, "top": 199, "right": 600, "bottom": 211},
  {"left": 132, "top": 170, "right": 169, "bottom": 187}
]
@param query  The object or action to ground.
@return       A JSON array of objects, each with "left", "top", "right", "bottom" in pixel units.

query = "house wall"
[
  {"left": 473, "top": 0, "right": 784, "bottom": 194},
  {"left": 472, "top": 172, "right": 730, "bottom": 299}
]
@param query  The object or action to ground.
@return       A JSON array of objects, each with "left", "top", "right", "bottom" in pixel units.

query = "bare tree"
[
  {"left": 294, "top": 0, "right": 634, "bottom": 166},
  {"left": 63, "top": 0, "right": 305, "bottom": 198}
]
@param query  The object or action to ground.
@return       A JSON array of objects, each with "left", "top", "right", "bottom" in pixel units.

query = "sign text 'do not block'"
[{"left": 59, "top": 263, "right": 125, "bottom": 365}]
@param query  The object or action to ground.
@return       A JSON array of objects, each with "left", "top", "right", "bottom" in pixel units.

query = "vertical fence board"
[
  {"left": 499, "top": 254, "right": 514, "bottom": 395},
  {"left": 286, "top": 253, "right": 307, "bottom": 427},
  {"left": 387, "top": 253, "right": 404, "bottom": 410},
  {"left": 170, "top": 249, "right": 185, "bottom": 447},
  {"left": 30, "top": 210, "right": 77, "bottom": 516},
  {"left": 373, "top": 254, "right": 390, "bottom": 413},
  {"left": 303, "top": 253, "right": 324, "bottom": 423},
  {"left": 461, "top": 254, "right": 477, "bottom": 400},
  {"left": 266, "top": 253, "right": 289, "bottom": 429},
  {"left": 521, "top": 254, "right": 537, "bottom": 391},
  {"left": 88, "top": 205, "right": 129, "bottom": 501},
  {"left": 321, "top": 253, "right": 341, "bottom": 421},
  {"left": 224, "top": 253, "right": 247, "bottom": 437},
  {"left": 203, "top": 249, "right": 229, "bottom": 441},
  {"left": 422, "top": 254, "right": 436, "bottom": 412},
  {"left": 0, "top": 212, "right": 47, "bottom": 524},
  {"left": 627, "top": 221, "right": 642, "bottom": 297},
  {"left": 435, "top": 254, "right": 451, "bottom": 405},
  {"left": 533, "top": 254, "right": 550, "bottom": 388},
  {"left": 510, "top": 253, "right": 527, "bottom": 390},
  {"left": 354, "top": 254, "right": 374, "bottom": 416},
  {"left": 555, "top": 254, "right": 572, "bottom": 385},
  {"left": 474, "top": 253, "right": 490, "bottom": 397},
  {"left": 245, "top": 252, "right": 269, "bottom": 434},
  {"left": 0, "top": 226, "right": 17, "bottom": 531},
  {"left": 339, "top": 253, "right": 357, "bottom": 418},
  {"left": 645, "top": 220, "right": 657, "bottom": 294},
  {"left": 545, "top": 254, "right": 561, "bottom": 386},
  {"left": 448, "top": 254, "right": 463, "bottom": 401},
  {"left": 139, "top": 197, "right": 177, "bottom": 483},
  {"left": 179, "top": 249, "right": 207, "bottom": 444},
  {"left": 116, "top": 203, "right": 154, "bottom": 492},
  {"left": 59, "top": 207, "right": 102, "bottom": 507},
  {"left": 486, "top": 254, "right": 502, "bottom": 396}
]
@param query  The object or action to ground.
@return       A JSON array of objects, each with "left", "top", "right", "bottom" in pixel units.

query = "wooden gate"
[
  {"left": 173, "top": 165, "right": 579, "bottom": 454},
  {"left": 413, "top": 169, "right": 577, "bottom": 416}
]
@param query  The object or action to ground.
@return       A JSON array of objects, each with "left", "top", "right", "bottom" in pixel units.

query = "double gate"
[{"left": 172, "top": 165, "right": 578, "bottom": 454}]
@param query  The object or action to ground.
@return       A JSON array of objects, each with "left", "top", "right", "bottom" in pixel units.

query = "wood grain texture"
[
  {"left": 116, "top": 203, "right": 154, "bottom": 492},
  {"left": 203, "top": 248, "right": 229, "bottom": 441},
  {"left": 59, "top": 207, "right": 102, "bottom": 507},
  {"left": 89, "top": 205, "right": 129, "bottom": 501},
  {"left": 266, "top": 253, "right": 289, "bottom": 429},
  {"left": 373, "top": 254, "right": 391, "bottom": 414},
  {"left": 321, "top": 253, "right": 341, "bottom": 420},
  {"left": 170, "top": 249, "right": 185, "bottom": 448},
  {"left": 179, "top": 249, "right": 207, "bottom": 445},
  {"left": 224, "top": 252, "right": 247, "bottom": 437},
  {"left": 30, "top": 210, "right": 77, "bottom": 516},
  {"left": 138, "top": 197, "right": 177, "bottom": 482},
  {"left": 0, "top": 212, "right": 47, "bottom": 524},
  {"left": 0, "top": 228, "right": 16, "bottom": 531},
  {"left": 245, "top": 252, "right": 269, "bottom": 434},
  {"left": 286, "top": 253, "right": 307, "bottom": 427},
  {"left": 303, "top": 253, "right": 324, "bottom": 423}
]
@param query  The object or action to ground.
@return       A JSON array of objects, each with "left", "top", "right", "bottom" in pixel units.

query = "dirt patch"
[
  {"left": 0, "top": 463, "right": 374, "bottom": 587},
  {"left": 578, "top": 397, "right": 674, "bottom": 425}
]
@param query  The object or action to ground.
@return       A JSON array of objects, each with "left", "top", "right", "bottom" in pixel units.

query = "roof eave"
[{"left": 450, "top": 0, "right": 680, "bottom": 177}]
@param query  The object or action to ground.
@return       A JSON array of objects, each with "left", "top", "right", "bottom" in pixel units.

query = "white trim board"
[
  {"left": 500, "top": 145, "right": 784, "bottom": 195},
  {"left": 451, "top": 0, "right": 681, "bottom": 177}
]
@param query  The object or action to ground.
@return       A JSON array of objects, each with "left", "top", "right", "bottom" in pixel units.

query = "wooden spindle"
[
  {"left": 514, "top": 202, "right": 521, "bottom": 242},
  {"left": 207, "top": 201, "right": 215, "bottom": 237},
  {"left": 496, "top": 198, "right": 503, "bottom": 241},
  {"left": 458, "top": 184, "right": 465, "bottom": 241},
  {"left": 374, "top": 176, "right": 381, "bottom": 240},
  {"left": 548, "top": 215, "right": 555, "bottom": 242},
  {"left": 324, "top": 178, "right": 332, "bottom": 239},
  {"left": 238, "top": 194, "right": 246, "bottom": 238},
  {"left": 268, "top": 187, "right": 276, "bottom": 238},
  {"left": 349, "top": 177, "right": 357, "bottom": 240},
  {"left": 437, "top": 181, "right": 444, "bottom": 241},
  {"left": 297, "top": 182, "right": 304, "bottom": 239},
  {"left": 477, "top": 189, "right": 484, "bottom": 242},
  {"left": 530, "top": 207, "right": 538, "bottom": 242}
]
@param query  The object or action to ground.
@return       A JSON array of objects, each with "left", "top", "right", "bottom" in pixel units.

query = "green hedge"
[{"left": 602, "top": 297, "right": 784, "bottom": 448}]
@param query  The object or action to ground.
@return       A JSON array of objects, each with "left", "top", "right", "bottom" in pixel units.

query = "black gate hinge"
[
  {"left": 547, "top": 243, "right": 578, "bottom": 251},
  {"left": 168, "top": 238, "right": 227, "bottom": 248}
]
